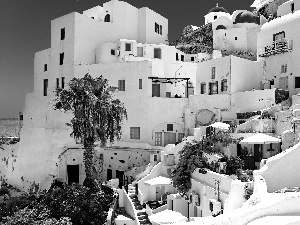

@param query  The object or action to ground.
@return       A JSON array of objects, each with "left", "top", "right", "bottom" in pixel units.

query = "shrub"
[
  {"left": 0, "top": 194, "right": 32, "bottom": 222},
  {"left": 0, "top": 186, "right": 10, "bottom": 196}
]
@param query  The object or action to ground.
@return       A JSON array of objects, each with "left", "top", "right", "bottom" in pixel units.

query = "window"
[
  {"left": 19, "top": 114, "right": 23, "bottom": 121},
  {"left": 111, "top": 49, "right": 115, "bottom": 55},
  {"left": 61, "top": 28, "right": 65, "bottom": 40},
  {"left": 201, "top": 83, "right": 206, "bottom": 94},
  {"left": 154, "top": 48, "right": 161, "bottom": 59},
  {"left": 235, "top": 37, "right": 237, "bottom": 40},
  {"left": 160, "top": 25, "right": 162, "bottom": 35},
  {"left": 176, "top": 53, "right": 179, "bottom": 61},
  {"left": 181, "top": 55, "right": 184, "bottom": 61},
  {"left": 118, "top": 80, "right": 125, "bottom": 91},
  {"left": 295, "top": 77, "right": 300, "bottom": 88},
  {"left": 225, "top": 33, "right": 226, "bottom": 36},
  {"left": 166, "top": 92, "right": 171, "bottom": 98},
  {"left": 125, "top": 43, "right": 131, "bottom": 51},
  {"left": 43, "top": 79, "right": 48, "bottom": 96},
  {"left": 44, "top": 64, "right": 47, "bottom": 72},
  {"left": 281, "top": 64, "right": 287, "bottom": 73},
  {"left": 212, "top": 67, "right": 216, "bottom": 79},
  {"left": 139, "top": 79, "right": 142, "bottom": 89},
  {"left": 214, "top": 15, "right": 217, "bottom": 20},
  {"left": 130, "top": 127, "right": 140, "bottom": 139},
  {"left": 167, "top": 124, "right": 173, "bottom": 131},
  {"left": 155, "top": 22, "right": 159, "bottom": 33},
  {"left": 221, "top": 79, "right": 228, "bottom": 92},
  {"left": 61, "top": 77, "right": 65, "bottom": 89},
  {"left": 104, "top": 14, "right": 110, "bottom": 22},
  {"left": 273, "top": 31, "right": 285, "bottom": 41},
  {"left": 291, "top": 2, "right": 295, "bottom": 13},
  {"left": 191, "top": 57, "right": 194, "bottom": 62},
  {"left": 56, "top": 78, "right": 60, "bottom": 89},
  {"left": 59, "top": 53, "right": 64, "bottom": 65},
  {"left": 137, "top": 47, "right": 143, "bottom": 57}
]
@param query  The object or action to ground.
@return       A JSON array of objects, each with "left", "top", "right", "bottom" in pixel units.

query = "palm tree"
[{"left": 54, "top": 74, "right": 127, "bottom": 191}]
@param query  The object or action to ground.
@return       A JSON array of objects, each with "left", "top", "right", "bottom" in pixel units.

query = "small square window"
[
  {"left": 125, "top": 43, "right": 131, "bottom": 51},
  {"left": 139, "top": 79, "right": 142, "bottom": 89},
  {"left": 191, "top": 57, "right": 194, "bottom": 62},
  {"left": 295, "top": 77, "right": 300, "bottom": 88},
  {"left": 235, "top": 37, "right": 237, "bottom": 40},
  {"left": 130, "top": 127, "right": 140, "bottom": 139},
  {"left": 111, "top": 49, "right": 115, "bottom": 55},
  {"left": 118, "top": 80, "right": 125, "bottom": 91},
  {"left": 44, "top": 64, "right": 47, "bottom": 72},
  {"left": 166, "top": 92, "right": 171, "bottom": 98},
  {"left": 59, "top": 53, "right": 64, "bottom": 65},
  {"left": 61, "top": 28, "right": 65, "bottom": 40},
  {"left": 167, "top": 124, "right": 173, "bottom": 131},
  {"left": 214, "top": 15, "right": 217, "bottom": 20},
  {"left": 281, "top": 64, "right": 287, "bottom": 73},
  {"left": 154, "top": 48, "right": 161, "bottom": 59}
]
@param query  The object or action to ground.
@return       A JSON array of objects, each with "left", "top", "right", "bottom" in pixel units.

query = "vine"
[{"left": 171, "top": 130, "right": 242, "bottom": 197}]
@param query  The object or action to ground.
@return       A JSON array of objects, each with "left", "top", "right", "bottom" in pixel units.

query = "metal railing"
[{"left": 258, "top": 38, "right": 293, "bottom": 57}]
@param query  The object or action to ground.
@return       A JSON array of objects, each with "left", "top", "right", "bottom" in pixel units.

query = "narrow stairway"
[{"left": 128, "top": 184, "right": 152, "bottom": 225}]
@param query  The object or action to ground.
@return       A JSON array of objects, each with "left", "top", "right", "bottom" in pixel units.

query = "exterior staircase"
[{"left": 128, "top": 184, "right": 152, "bottom": 225}]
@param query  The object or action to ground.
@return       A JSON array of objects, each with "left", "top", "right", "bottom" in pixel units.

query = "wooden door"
[
  {"left": 67, "top": 165, "right": 79, "bottom": 185},
  {"left": 178, "top": 133, "right": 185, "bottom": 143},
  {"left": 116, "top": 170, "right": 124, "bottom": 188},
  {"left": 164, "top": 132, "right": 176, "bottom": 146},
  {"left": 254, "top": 144, "right": 261, "bottom": 162},
  {"left": 156, "top": 186, "right": 165, "bottom": 201},
  {"left": 155, "top": 132, "right": 162, "bottom": 146},
  {"left": 152, "top": 84, "right": 160, "bottom": 97},
  {"left": 209, "top": 82, "right": 218, "bottom": 95},
  {"left": 107, "top": 169, "right": 112, "bottom": 181}
]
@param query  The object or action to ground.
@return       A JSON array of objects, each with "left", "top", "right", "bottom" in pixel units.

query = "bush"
[
  {"left": 0, "top": 186, "right": 10, "bottom": 196},
  {"left": 0, "top": 183, "right": 115, "bottom": 225},
  {"left": 0, "top": 194, "right": 32, "bottom": 221}
]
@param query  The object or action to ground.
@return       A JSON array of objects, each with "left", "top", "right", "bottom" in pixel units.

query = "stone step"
[
  {"left": 138, "top": 215, "right": 148, "bottom": 220},
  {"left": 137, "top": 211, "right": 147, "bottom": 216},
  {"left": 139, "top": 219, "right": 151, "bottom": 224},
  {"left": 135, "top": 205, "right": 143, "bottom": 210}
]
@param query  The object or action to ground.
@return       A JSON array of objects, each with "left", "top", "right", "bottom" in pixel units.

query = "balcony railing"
[{"left": 258, "top": 39, "right": 293, "bottom": 58}]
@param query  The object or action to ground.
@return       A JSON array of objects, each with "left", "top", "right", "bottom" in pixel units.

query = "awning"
[
  {"left": 240, "top": 133, "right": 281, "bottom": 144},
  {"left": 148, "top": 77, "right": 190, "bottom": 84},
  {"left": 144, "top": 176, "right": 172, "bottom": 186},
  {"left": 209, "top": 122, "right": 230, "bottom": 130},
  {"left": 149, "top": 209, "right": 188, "bottom": 224}
]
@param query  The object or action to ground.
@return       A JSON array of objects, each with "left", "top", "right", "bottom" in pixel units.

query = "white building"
[
  {"left": 257, "top": 0, "right": 300, "bottom": 97},
  {"left": 7, "top": 0, "right": 200, "bottom": 191}
]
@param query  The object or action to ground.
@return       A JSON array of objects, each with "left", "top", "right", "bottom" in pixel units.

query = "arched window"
[{"left": 104, "top": 14, "right": 110, "bottom": 22}]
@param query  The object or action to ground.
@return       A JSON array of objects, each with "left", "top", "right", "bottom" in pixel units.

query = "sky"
[{"left": 0, "top": 0, "right": 254, "bottom": 119}]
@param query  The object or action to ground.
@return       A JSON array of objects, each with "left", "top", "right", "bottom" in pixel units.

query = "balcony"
[{"left": 258, "top": 39, "right": 293, "bottom": 58}]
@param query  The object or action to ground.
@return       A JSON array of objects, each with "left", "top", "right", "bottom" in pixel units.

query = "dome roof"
[
  {"left": 216, "top": 25, "right": 227, "bottom": 30},
  {"left": 208, "top": 6, "right": 228, "bottom": 14},
  {"left": 235, "top": 11, "right": 258, "bottom": 24}
]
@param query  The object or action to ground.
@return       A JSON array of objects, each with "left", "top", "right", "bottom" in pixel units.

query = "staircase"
[{"left": 128, "top": 184, "right": 152, "bottom": 225}]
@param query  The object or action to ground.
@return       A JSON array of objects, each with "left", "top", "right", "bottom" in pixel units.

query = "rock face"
[{"left": 169, "top": 23, "right": 213, "bottom": 54}]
